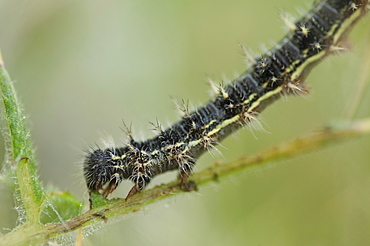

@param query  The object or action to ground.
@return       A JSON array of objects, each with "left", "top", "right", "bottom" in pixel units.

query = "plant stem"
[
  {"left": 1, "top": 118, "right": 369, "bottom": 245},
  {"left": 0, "top": 52, "right": 43, "bottom": 224}
]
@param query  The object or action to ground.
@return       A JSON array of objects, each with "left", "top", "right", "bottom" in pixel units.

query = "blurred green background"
[{"left": 0, "top": 0, "right": 369, "bottom": 245}]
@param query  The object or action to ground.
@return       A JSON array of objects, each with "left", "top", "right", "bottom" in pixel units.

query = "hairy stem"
[{"left": 0, "top": 53, "right": 43, "bottom": 224}]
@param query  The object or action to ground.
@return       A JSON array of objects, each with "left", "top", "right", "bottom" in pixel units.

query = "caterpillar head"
[{"left": 83, "top": 149, "right": 126, "bottom": 197}]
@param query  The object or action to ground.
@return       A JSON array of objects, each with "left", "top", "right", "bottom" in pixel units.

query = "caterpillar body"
[{"left": 83, "top": 0, "right": 369, "bottom": 200}]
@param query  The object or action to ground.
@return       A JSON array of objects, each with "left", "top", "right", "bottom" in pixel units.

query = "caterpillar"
[{"left": 83, "top": 0, "right": 369, "bottom": 200}]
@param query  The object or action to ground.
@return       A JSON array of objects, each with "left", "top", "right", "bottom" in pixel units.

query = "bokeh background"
[{"left": 1, "top": 0, "right": 369, "bottom": 245}]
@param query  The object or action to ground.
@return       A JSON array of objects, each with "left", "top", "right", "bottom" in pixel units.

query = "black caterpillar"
[{"left": 83, "top": 0, "right": 368, "bottom": 200}]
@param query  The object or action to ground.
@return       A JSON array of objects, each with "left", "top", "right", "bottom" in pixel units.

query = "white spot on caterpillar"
[
  {"left": 192, "top": 121, "right": 197, "bottom": 129},
  {"left": 259, "top": 58, "right": 268, "bottom": 68},
  {"left": 350, "top": 3, "right": 358, "bottom": 11},
  {"left": 271, "top": 76, "right": 280, "bottom": 85},
  {"left": 219, "top": 86, "right": 229, "bottom": 99},
  {"left": 257, "top": 56, "right": 269, "bottom": 74},
  {"left": 300, "top": 24, "right": 309, "bottom": 37},
  {"left": 311, "top": 42, "right": 323, "bottom": 52},
  {"left": 226, "top": 103, "right": 234, "bottom": 109}
]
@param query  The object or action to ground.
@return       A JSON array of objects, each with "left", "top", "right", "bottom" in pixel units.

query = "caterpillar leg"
[
  {"left": 126, "top": 184, "right": 141, "bottom": 200},
  {"left": 101, "top": 179, "right": 119, "bottom": 198},
  {"left": 177, "top": 158, "right": 198, "bottom": 191},
  {"left": 126, "top": 167, "right": 152, "bottom": 200},
  {"left": 179, "top": 169, "right": 190, "bottom": 187}
]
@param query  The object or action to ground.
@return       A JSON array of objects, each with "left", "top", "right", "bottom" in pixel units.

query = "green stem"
[
  {"left": 0, "top": 53, "right": 43, "bottom": 224},
  {"left": 1, "top": 118, "right": 369, "bottom": 246}
]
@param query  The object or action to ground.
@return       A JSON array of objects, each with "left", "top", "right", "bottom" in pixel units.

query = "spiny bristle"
[
  {"left": 295, "top": 6, "right": 307, "bottom": 17},
  {"left": 179, "top": 99, "right": 191, "bottom": 118},
  {"left": 279, "top": 11, "right": 296, "bottom": 31},
  {"left": 330, "top": 44, "right": 348, "bottom": 53},
  {"left": 120, "top": 121, "right": 134, "bottom": 142},
  {"left": 259, "top": 43, "right": 269, "bottom": 54},
  {"left": 281, "top": 80, "right": 310, "bottom": 97},
  {"left": 100, "top": 134, "right": 116, "bottom": 150},
  {"left": 149, "top": 119, "right": 163, "bottom": 135},
  {"left": 208, "top": 77, "right": 229, "bottom": 99},
  {"left": 202, "top": 135, "right": 222, "bottom": 158},
  {"left": 218, "top": 85, "right": 229, "bottom": 99},
  {"left": 330, "top": 39, "right": 351, "bottom": 54},
  {"left": 268, "top": 40, "right": 279, "bottom": 49},
  {"left": 206, "top": 77, "right": 220, "bottom": 96},
  {"left": 240, "top": 112, "right": 269, "bottom": 139},
  {"left": 239, "top": 43, "right": 256, "bottom": 67}
]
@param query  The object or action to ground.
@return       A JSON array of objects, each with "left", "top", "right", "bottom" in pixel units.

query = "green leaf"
[{"left": 40, "top": 191, "right": 83, "bottom": 224}]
